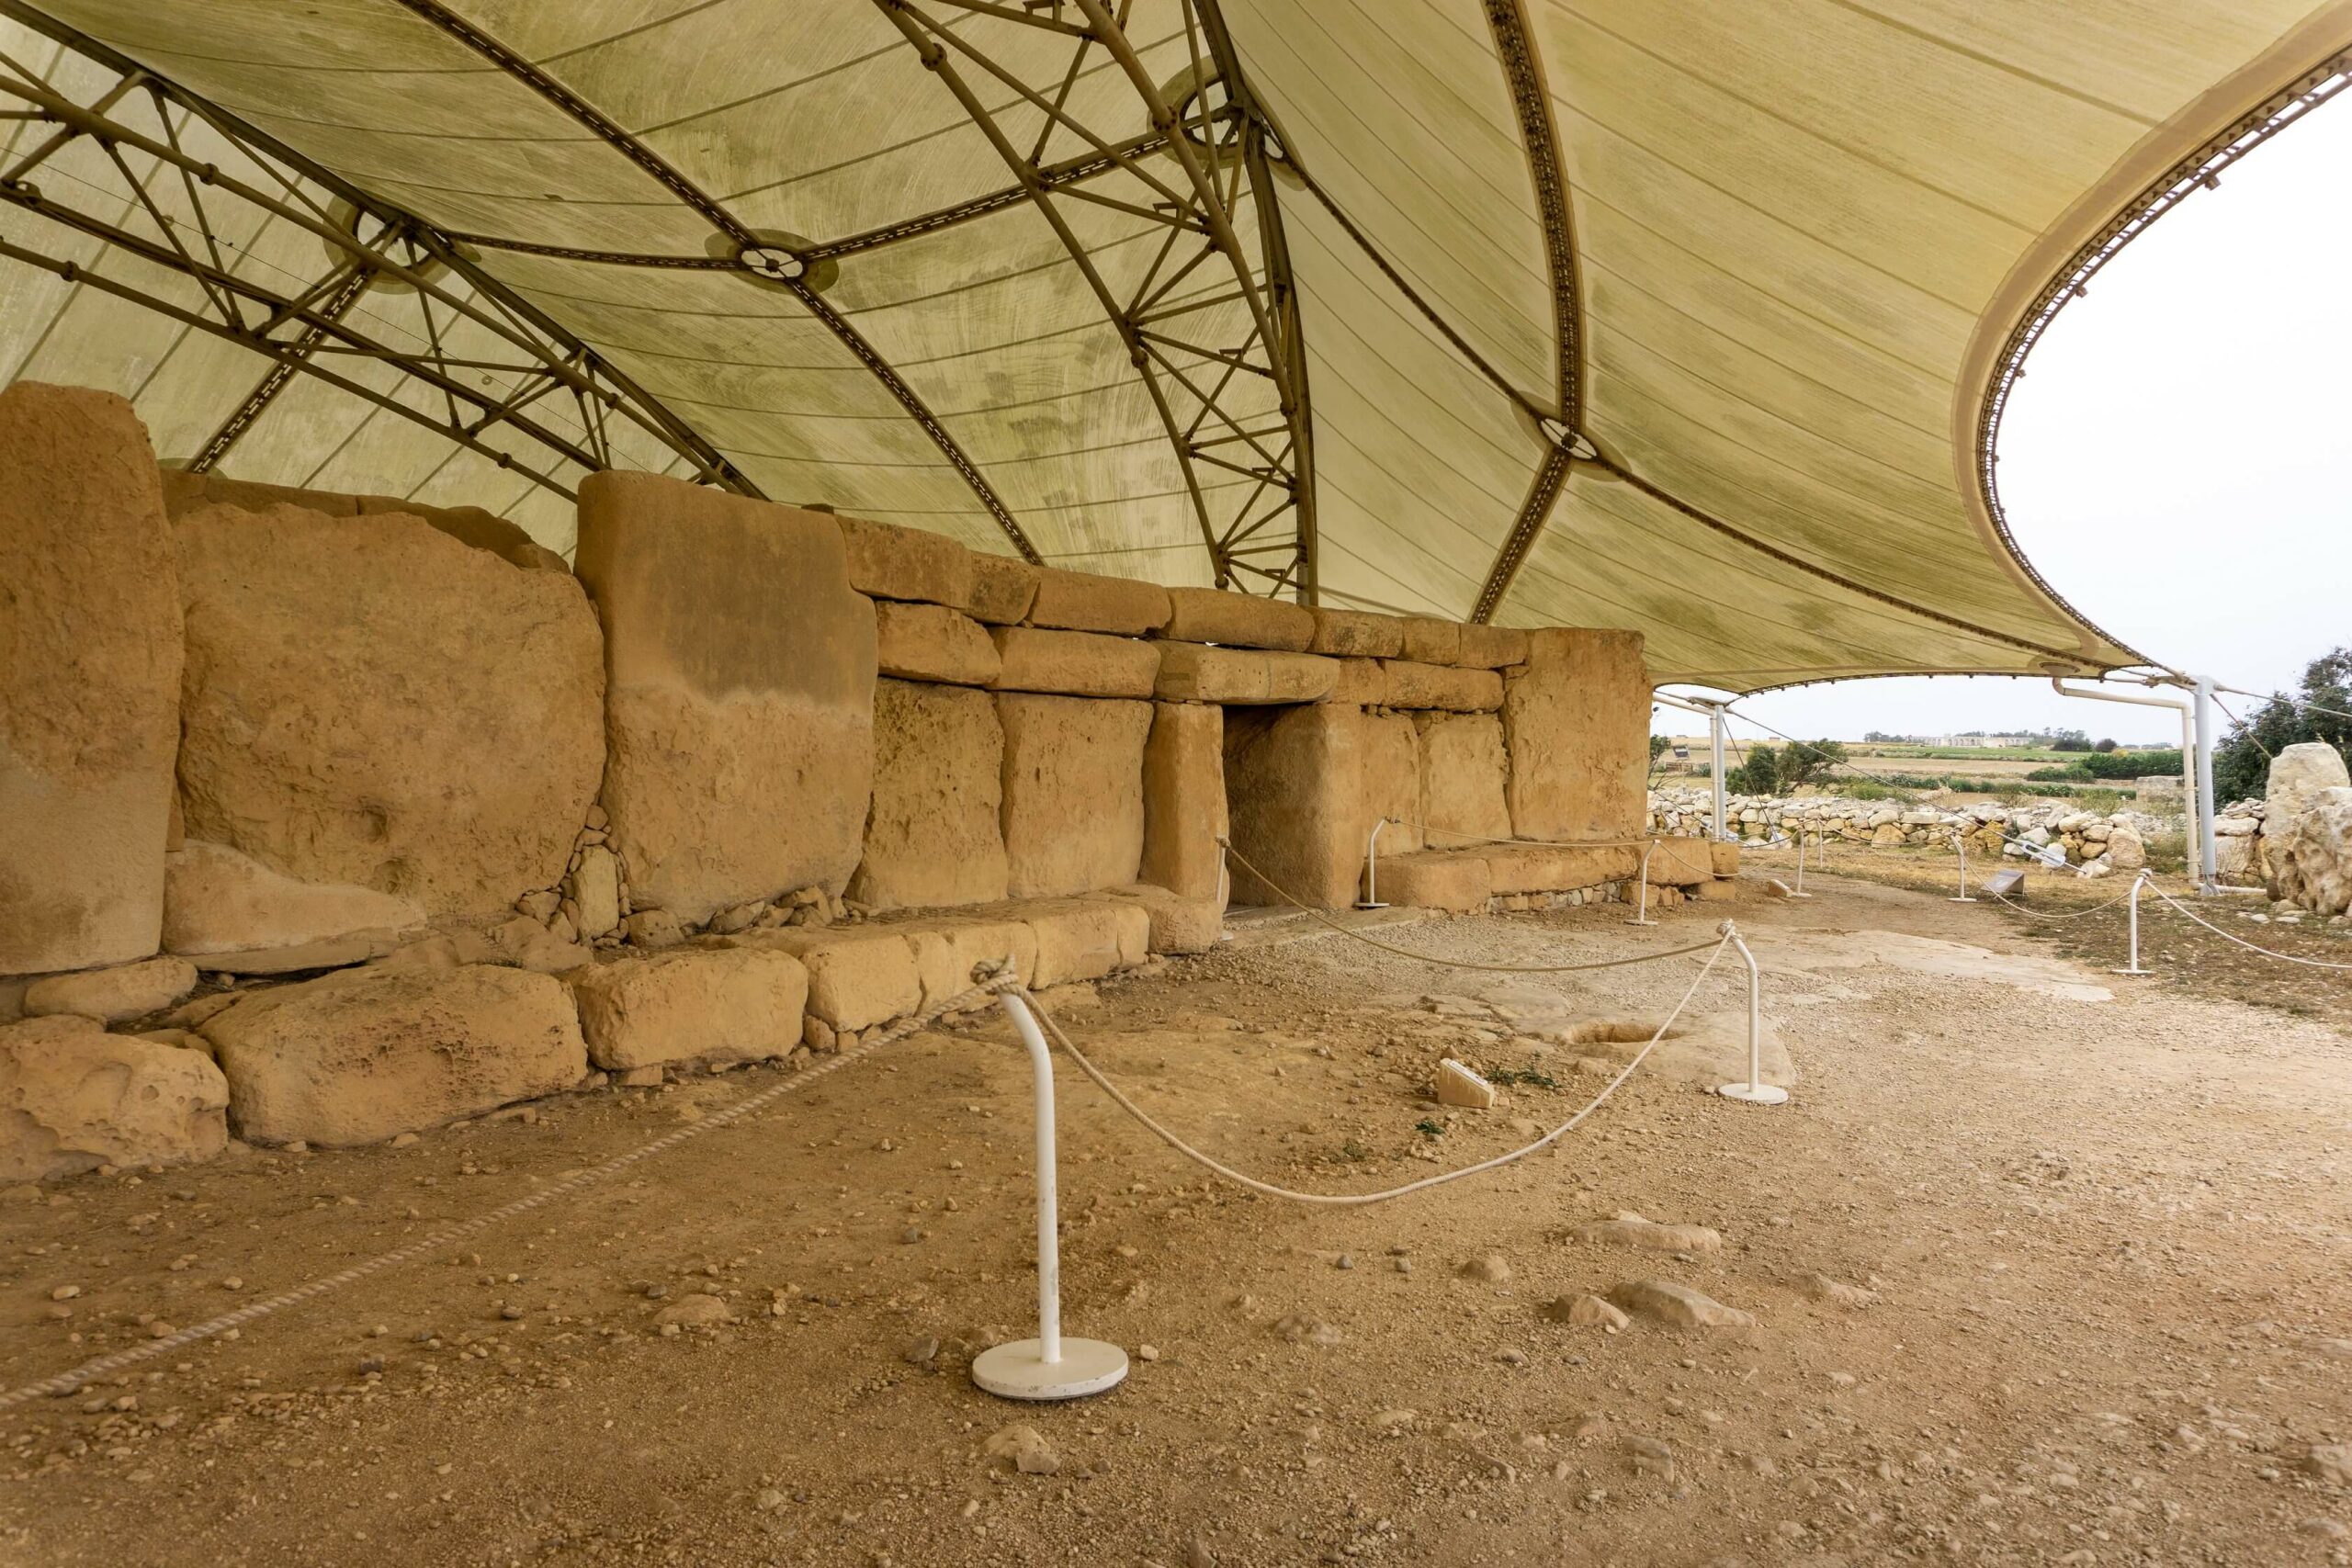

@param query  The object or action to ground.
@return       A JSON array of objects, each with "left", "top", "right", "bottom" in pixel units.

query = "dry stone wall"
[{"left": 3, "top": 384, "right": 1660, "bottom": 1177}]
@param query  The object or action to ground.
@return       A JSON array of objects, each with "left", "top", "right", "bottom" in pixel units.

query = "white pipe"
[
  {"left": 2114, "top": 870, "right": 2153, "bottom": 976},
  {"left": 1709, "top": 705, "right": 1726, "bottom": 843},
  {"left": 1713, "top": 920, "right": 1787, "bottom": 1105},
  {"left": 1626, "top": 839, "right": 1658, "bottom": 926},
  {"left": 2049, "top": 677, "right": 2201, "bottom": 888},
  {"left": 1787, "top": 827, "right": 1814, "bottom": 898},
  {"left": 1950, "top": 829, "right": 1975, "bottom": 902},
  {"left": 2193, "top": 675, "right": 2220, "bottom": 892},
  {"left": 1357, "top": 817, "right": 1393, "bottom": 909}
]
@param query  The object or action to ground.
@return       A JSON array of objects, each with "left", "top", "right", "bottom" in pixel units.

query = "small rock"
[
  {"left": 1573, "top": 1211, "right": 1724, "bottom": 1254},
  {"left": 1799, "top": 1273, "right": 1876, "bottom": 1309},
  {"left": 1137, "top": 1343, "right": 1161, "bottom": 1361},
  {"left": 984, "top": 1423, "right": 1060, "bottom": 1475},
  {"left": 49, "top": 1284, "right": 79, "bottom": 1302},
  {"left": 1370, "top": 1409, "right": 1417, "bottom": 1436},
  {"left": 653, "top": 1292, "right": 733, "bottom": 1328},
  {"left": 624, "top": 909, "right": 684, "bottom": 950},
  {"left": 754, "top": 1488, "right": 787, "bottom": 1512},
  {"left": 1458, "top": 1253, "right": 1511, "bottom": 1284},
  {"left": 900, "top": 1336, "right": 939, "bottom": 1367},
  {"left": 1272, "top": 1314, "right": 1342, "bottom": 1347},
  {"left": 1544, "top": 1293, "right": 1630, "bottom": 1333},
  {"left": 1626, "top": 1435, "right": 1675, "bottom": 1482},
  {"left": 1608, "top": 1279, "right": 1755, "bottom": 1330},
  {"left": 2304, "top": 1445, "right": 2352, "bottom": 1486}
]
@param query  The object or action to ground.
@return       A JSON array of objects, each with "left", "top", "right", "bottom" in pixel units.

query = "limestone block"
[
  {"left": 1691, "top": 877, "right": 1745, "bottom": 902},
  {"left": 735, "top": 929, "right": 922, "bottom": 1032},
  {"left": 893, "top": 916, "right": 1039, "bottom": 1009},
  {"left": 200, "top": 931, "right": 407, "bottom": 976},
  {"left": 2105, "top": 824, "right": 2146, "bottom": 872},
  {"left": 967, "top": 554, "right": 1040, "bottom": 625},
  {"left": 1028, "top": 898, "right": 1149, "bottom": 986},
  {"left": 1485, "top": 844, "right": 1638, "bottom": 895},
  {"left": 1329, "top": 659, "right": 1388, "bottom": 706},
  {"left": 164, "top": 840, "right": 424, "bottom": 957},
  {"left": 1223, "top": 706, "right": 1421, "bottom": 908},
  {"left": 1376, "top": 852, "right": 1493, "bottom": 913},
  {"left": 0, "top": 382, "right": 182, "bottom": 974},
  {"left": 1307, "top": 608, "right": 1404, "bottom": 659},
  {"left": 1455, "top": 625, "right": 1529, "bottom": 670},
  {"left": 576, "top": 473, "right": 876, "bottom": 924},
  {"left": 1416, "top": 713, "right": 1512, "bottom": 845},
  {"left": 1153, "top": 643, "right": 1338, "bottom": 705},
  {"left": 355, "top": 495, "right": 569, "bottom": 572},
  {"left": 1380, "top": 661, "right": 1502, "bottom": 712},
  {"left": 176, "top": 502, "right": 604, "bottom": 919},
  {"left": 875, "top": 601, "right": 1001, "bottom": 686},
  {"left": 2267, "top": 741, "right": 2349, "bottom": 802},
  {"left": 850, "top": 680, "right": 1009, "bottom": 910},
  {"left": 1399, "top": 617, "right": 1462, "bottom": 665},
  {"left": 1025, "top": 568, "right": 1170, "bottom": 636},
  {"left": 568, "top": 947, "right": 808, "bottom": 1071},
  {"left": 1104, "top": 884, "right": 1224, "bottom": 954},
  {"left": 24, "top": 955, "right": 198, "bottom": 1024},
  {"left": 0, "top": 1015, "right": 229, "bottom": 1181},
  {"left": 1709, "top": 840, "right": 1741, "bottom": 877},
  {"left": 989, "top": 626, "right": 1159, "bottom": 698},
  {"left": 1141, "top": 702, "right": 1227, "bottom": 901},
  {"left": 1645, "top": 838, "right": 1713, "bottom": 887},
  {"left": 1503, "top": 628, "right": 1648, "bottom": 842},
  {"left": 999, "top": 695, "right": 1152, "bottom": 897},
  {"left": 1159, "top": 587, "right": 1315, "bottom": 651},
  {"left": 568, "top": 845, "right": 621, "bottom": 940},
  {"left": 199, "top": 964, "right": 586, "bottom": 1146},
  {"left": 2267, "top": 786, "right": 2352, "bottom": 916},
  {"left": 837, "top": 513, "right": 976, "bottom": 609}
]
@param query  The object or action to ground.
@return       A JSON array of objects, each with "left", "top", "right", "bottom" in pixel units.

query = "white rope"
[
  {"left": 1223, "top": 839, "right": 1723, "bottom": 973},
  {"left": 1012, "top": 931, "right": 1732, "bottom": 1208},
  {"left": 1982, "top": 882, "right": 2138, "bottom": 919},
  {"left": 0, "top": 969, "right": 1024, "bottom": 1409},
  {"left": 2147, "top": 884, "right": 2352, "bottom": 971}
]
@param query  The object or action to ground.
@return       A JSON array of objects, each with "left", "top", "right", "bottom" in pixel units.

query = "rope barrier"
[
  {"left": 2145, "top": 884, "right": 2352, "bottom": 971},
  {"left": 1006, "top": 932, "right": 1732, "bottom": 1207},
  {"left": 1222, "top": 838, "right": 1723, "bottom": 974},
  {"left": 1980, "top": 881, "right": 2140, "bottom": 920},
  {"left": 0, "top": 968, "right": 1026, "bottom": 1410}
]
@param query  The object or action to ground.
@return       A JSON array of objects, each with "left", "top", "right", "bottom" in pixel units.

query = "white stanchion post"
[
  {"left": 1787, "top": 828, "right": 1814, "bottom": 898},
  {"left": 1714, "top": 920, "right": 1787, "bottom": 1106},
  {"left": 970, "top": 991, "right": 1129, "bottom": 1402},
  {"left": 1626, "top": 839, "right": 1659, "bottom": 926},
  {"left": 1950, "top": 829, "right": 1976, "bottom": 902},
  {"left": 2113, "top": 870, "right": 2154, "bottom": 976},
  {"left": 1356, "top": 818, "right": 1392, "bottom": 910}
]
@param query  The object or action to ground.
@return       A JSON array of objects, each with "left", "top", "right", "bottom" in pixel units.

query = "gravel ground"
[{"left": 2, "top": 872, "right": 2348, "bottom": 1566}]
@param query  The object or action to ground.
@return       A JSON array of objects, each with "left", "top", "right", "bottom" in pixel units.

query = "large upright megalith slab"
[
  {"left": 1224, "top": 705, "right": 1421, "bottom": 908},
  {"left": 175, "top": 502, "right": 604, "bottom": 919},
  {"left": 0, "top": 382, "right": 181, "bottom": 974},
  {"left": 1141, "top": 702, "right": 1227, "bottom": 900},
  {"left": 576, "top": 473, "right": 877, "bottom": 925},
  {"left": 850, "top": 679, "right": 1010, "bottom": 910},
  {"left": 1418, "top": 712, "right": 1511, "bottom": 844},
  {"left": 1502, "top": 628, "right": 1647, "bottom": 843},
  {"left": 998, "top": 695, "right": 1151, "bottom": 897}
]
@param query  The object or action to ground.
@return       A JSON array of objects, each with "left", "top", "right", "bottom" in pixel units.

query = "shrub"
[
  {"left": 2213, "top": 647, "right": 2352, "bottom": 801},
  {"left": 2143, "top": 829, "right": 2188, "bottom": 874}
]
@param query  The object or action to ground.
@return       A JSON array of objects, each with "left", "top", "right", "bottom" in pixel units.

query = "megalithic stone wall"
[
  {"left": 0, "top": 384, "right": 182, "bottom": 974},
  {"left": 574, "top": 473, "right": 877, "bottom": 927},
  {"left": 1502, "top": 628, "right": 1648, "bottom": 843}
]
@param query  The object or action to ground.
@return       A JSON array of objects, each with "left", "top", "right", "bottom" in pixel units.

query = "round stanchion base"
[
  {"left": 971, "top": 1337, "right": 1129, "bottom": 1402},
  {"left": 1353, "top": 901, "right": 1388, "bottom": 911},
  {"left": 1624, "top": 916, "right": 1657, "bottom": 927},
  {"left": 1715, "top": 1081, "right": 1790, "bottom": 1106},
  {"left": 1785, "top": 890, "right": 1815, "bottom": 900},
  {"left": 2110, "top": 966, "right": 2152, "bottom": 976},
  {"left": 1949, "top": 896, "right": 1977, "bottom": 903}
]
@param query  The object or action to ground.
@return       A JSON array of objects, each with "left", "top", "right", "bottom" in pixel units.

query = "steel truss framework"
[
  {"left": 871, "top": 0, "right": 1316, "bottom": 598},
  {"left": 0, "top": 9, "right": 753, "bottom": 503}
]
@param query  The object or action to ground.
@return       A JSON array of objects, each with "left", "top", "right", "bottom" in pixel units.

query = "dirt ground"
[{"left": 5, "top": 870, "right": 2350, "bottom": 1567}]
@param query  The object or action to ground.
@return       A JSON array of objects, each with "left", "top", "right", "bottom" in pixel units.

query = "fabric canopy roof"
[{"left": 3, "top": 0, "right": 2346, "bottom": 689}]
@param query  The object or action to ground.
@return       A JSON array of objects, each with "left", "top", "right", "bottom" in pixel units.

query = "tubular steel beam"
[
  {"left": 356, "top": 0, "right": 1045, "bottom": 560},
  {"left": 873, "top": 0, "right": 1314, "bottom": 598}
]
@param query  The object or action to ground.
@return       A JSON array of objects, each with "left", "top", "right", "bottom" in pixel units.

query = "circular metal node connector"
[
  {"left": 740, "top": 244, "right": 807, "bottom": 281},
  {"left": 971, "top": 1337, "right": 1128, "bottom": 1402}
]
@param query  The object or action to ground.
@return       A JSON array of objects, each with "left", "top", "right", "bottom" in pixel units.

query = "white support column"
[
  {"left": 2193, "top": 674, "right": 2220, "bottom": 893},
  {"left": 1709, "top": 704, "right": 1727, "bottom": 843}
]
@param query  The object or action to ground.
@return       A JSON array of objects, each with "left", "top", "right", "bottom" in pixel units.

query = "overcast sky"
[{"left": 1658, "top": 91, "right": 2352, "bottom": 747}]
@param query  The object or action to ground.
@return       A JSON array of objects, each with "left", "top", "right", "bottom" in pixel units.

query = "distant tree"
[
  {"left": 2093, "top": 737, "right": 2118, "bottom": 753},
  {"left": 1724, "top": 742, "right": 1777, "bottom": 795},
  {"left": 1776, "top": 738, "right": 1849, "bottom": 792},
  {"left": 1649, "top": 734, "right": 1670, "bottom": 762},
  {"left": 2049, "top": 728, "right": 2092, "bottom": 751},
  {"left": 2213, "top": 647, "right": 2352, "bottom": 803},
  {"left": 1861, "top": 730, "right": 1901, "bottom": 743}
]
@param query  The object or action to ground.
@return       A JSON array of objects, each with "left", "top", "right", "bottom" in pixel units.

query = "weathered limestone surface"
[
  {"left": 568, "top": 947, "right": 808, "bottom": 1071},
  {"left": 1399, "top": 617, "right": 1462, "bottom": 666},
  {"left": 2267, "top": 741, "right": 2349, "bottom": 802},
  {"left": 1504, "top": 628, "right": 1648, "bottom": 842},
  {"left": 1104, "top": 883, "right": 1223, "bottom": 954},
  {"left": 733, "top": 928, "right": 921, "bottom": 1032},
  {"left": 1225, "top": 706, "right": 1421, "bottom": 908},
  {"left": 162, "top": 471, "right": 569, "bottom": 573},
  {"left": 967, "top": 555, "right": 1040, "bottom": 625},
  {"left": 1416, "top": 713, "right": 1512, "bottom": 844},
  {"left": 164, "top": 840, "right": 424, "bottom": 957},
  {"left": 1307, "top": 609, "right": 1404, "bottom": 659},
  {"left": 1485, "top": 844, "right": 1638, "bottom": 895},
  {"left": 1709, "top": 840, "right": 1741, "bottom": 877},
  {"left": 1644, "top": 837, "right": 1714, "bottom": 887},
  {"left": 888, "top": 915, "right": 1038, "bottom": 1009},
  {"left": 999, "top": 696, "right": 1152, "bottom": 897},
  {"left": 576, "top": 473, "right": 876, "bottom": 924},
  {"left": 1159, "top": 587, "right": 1315, "bottom": 650},
  {"left": 989, "top": 626, "right": 1159, "bottom": 698},
  {"left": 1153, "top": 643, "right": 1337, "bottom": 705},
  {"left": 875, "top": 601, "right": 1001, "bottom": 686},
  {"left": 850, "top": 680, "right": 1010, "bottom": 911},
  {"left": 176, "top": 502, "right": 604, "bottom": 918},
  {"left": 0, "top": 383, "right": 181, "bottom": 974},
  {"left": 24, "top": 955, "right": 197, "bottom": 1024},
  {"left": 200, "top": 964, "right": 585, "bottom": 1145},
  {"left": 837, "top": 513, "right": 975, "bottom": 610},
  {"left": 1376, "top": 852, "right": 1492, "bottom": 913},
  {"left": 1382, "top": 660, "right": 1503, "bottom": 713},
  {"left": 1141, "top": 703, "right": 1227, "bottom": 901},
  {"left": 1028, "top": 898, "right": 1150, "bottom": 986},
  {"left": 1329, "top": 659, "right": 1388, "bottom": 706},
  {"left": 0, "top": 1015, "right": 228, "bottom": 1180},
  {"left": 2268, "top": 786, "right": 2352, "bottom": 916},
  {"left": 1455, "top": 624, "right": 1530, "bottom": 670},
  {"left": 1025, "top": 568, "right": 1170, "bottom": 636}
]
